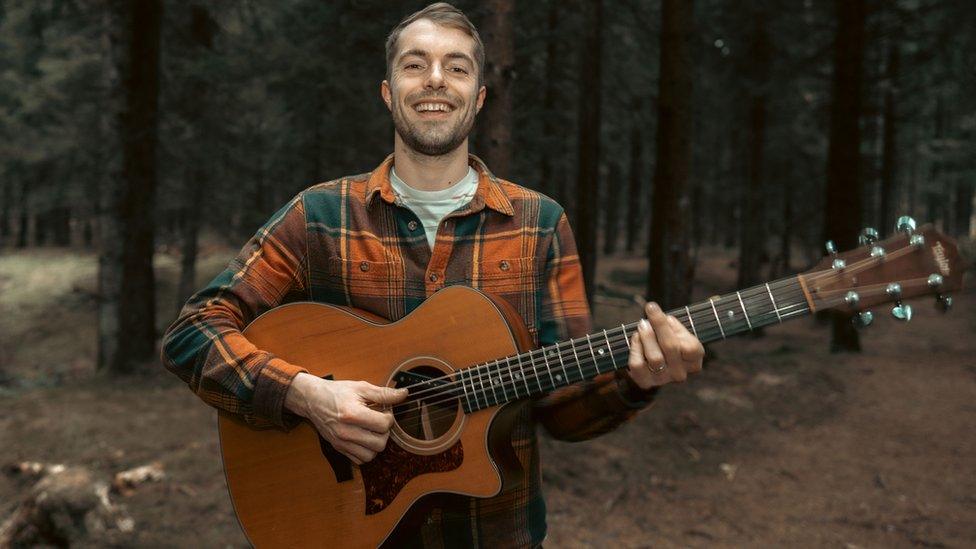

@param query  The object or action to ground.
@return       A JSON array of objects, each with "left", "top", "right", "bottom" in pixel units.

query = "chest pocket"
[
  {"left": 474, "top": 257, "right": 540, "bottom": 295},
  {"left": 327, "top": 257, "right": 404, "bottom": 298}
]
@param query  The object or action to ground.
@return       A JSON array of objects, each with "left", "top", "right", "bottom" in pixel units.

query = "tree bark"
[
  {"left": 824, "top": 0, "right": 866, "bottom": 352},
  {"left": 574, "top": 0, "right": 604, "bottom": 304},
  {"left": 540, "top": 0, "right": 563, "bottom": 202},
  {"left": 474, "top": 0, "right": 514, "bottom": 178},
  {"left": 879, "top": 43, "right": 899, "bottom": 234},
  {"left": 737, "top": 7, "right": 770, "bottom": 291},
  {"left": 625, "top": 125, "right": 643, "bottom": 253},
  {"left": 647, "top": 0, "right": 694, "bottom": 309},
  {"left": 176, "top": 4, "right": 216, "bottom": 313},
  {"left": 603, "top": 163, "right": 621, "bottom": 255},
  {"left": 99, "top": 0, "right": 162, "bottom": 373}
]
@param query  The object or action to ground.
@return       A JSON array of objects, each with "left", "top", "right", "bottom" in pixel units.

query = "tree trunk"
[
  {"left": 879, "top": 43, "right": 899, "bottom": 234},
  {"left": 574, "top": 0, "right": 603, "bottom": 305},
  {"left": 99, "top": 0, "right": 162, "bottom": 374},
  {"left": 540, "top": 0, "right": 562, "bottom": 202},
  {"left": 647, "top": 0, "right": 694, "bottom": 309},
  {"left": 954, "top": 181, "right": 974, "bottom": 237},
  {"left": 16, "top": 180, "right": 28, "bottom": 248},
  {"left": 474, "top": 0, "right": 513, "bottom": 178},
  {"left": 824, "top": 0, "right": 866, "bottom": 353},
  {"left": 737, "top": 8, "right": 770, "bottom": 291},
  {"left": 176, "top": 4, "right": 216, "bottom": 313},
  {"left": 602, "top": 163, "right": 621, "bottom": 255},
  {"left": 625, "top": 125, "right": 643, "bottom": 253}
]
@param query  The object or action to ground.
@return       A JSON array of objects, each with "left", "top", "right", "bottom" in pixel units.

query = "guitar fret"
[
  {"left": 485, "top": 362, "right": 499, "bottom": 405},
  {"left": 709, "top": 298, "right": 726, "bottom": 339},
  {"left": 515, "top": 353, "right": 531, "bottom": 396},
  {"left": 684, "top": 306, "right": 698, "bottom": 338},
  {"left": 541, "top": 347, "right": 556, "bottom": 390},
  {"left": 570, "top": 338, "right": 585, "bottom": 380},
  {"left": 554, "top": 342, "right": 570, "bottom": 385},
  {"left": 622, "top": 324, "right": 632, "bottom": 349},
  {"left": 765, "top": 283, "right": 783, "bottom": 323},
  {"left": 505, "top": 356, "right": 519, "bottom": 400},
  {"left": 736, "top": 291, "right": 753, "bottom": 331},
  {"left": 459, "top": 369, "right": 473, "bottom": 411},
  {"left": 602, "top": 329, "right": 619, "bottom": 369},
  {"left": 585, "top": 334, "right": 602, "bottom": 375}
]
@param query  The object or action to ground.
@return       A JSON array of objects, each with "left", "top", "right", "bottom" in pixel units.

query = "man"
[{"left": 161, "top": 3, "right": 703, "bottom": 546}]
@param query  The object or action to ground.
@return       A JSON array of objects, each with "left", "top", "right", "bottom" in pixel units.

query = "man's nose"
[{"left": 424, "top": 63, "right": 445, "bottom": 90}]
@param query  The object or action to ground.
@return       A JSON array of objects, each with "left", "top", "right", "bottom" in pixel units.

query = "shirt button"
[
  {"left": 428, "top": 273, "right": 439, "bottom": 282},
  {"left": 407, "top": 220, "right": 419, "bottom": 231},
  {"left": 499, "top": 260, "right": 510, "bottom": 271},
  {"left": 360, "top": 261, "right": 370, "bottom": 272}
]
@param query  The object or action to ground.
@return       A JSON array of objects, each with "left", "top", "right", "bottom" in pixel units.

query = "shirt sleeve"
[
  {"left": 532, "top": 212, "right": 657, "bottom": 442},
  {"left": 160, "top": 195, "right": 309, "bottom": 430}
]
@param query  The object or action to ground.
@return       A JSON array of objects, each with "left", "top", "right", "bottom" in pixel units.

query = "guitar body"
[{"left": 218, "top": 286, "right": 534, "bottom": 548}]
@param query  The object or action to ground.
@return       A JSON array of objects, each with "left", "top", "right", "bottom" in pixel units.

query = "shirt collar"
[{"left": 365, "top": 153, "right": 515, "bottom": 217}]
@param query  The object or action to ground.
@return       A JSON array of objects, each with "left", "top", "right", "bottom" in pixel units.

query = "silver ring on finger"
[{"left": 645, "top": 361, "right": 668, "bottom": 374}]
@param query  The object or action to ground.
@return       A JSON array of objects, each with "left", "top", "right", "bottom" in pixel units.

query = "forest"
[{"left": 1, "top": 0, "right": 974, "bottom": 546}]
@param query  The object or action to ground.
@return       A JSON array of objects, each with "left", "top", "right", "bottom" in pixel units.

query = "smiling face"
[{"left": 382, "top": 19, "right": 486, "bottom": 157}]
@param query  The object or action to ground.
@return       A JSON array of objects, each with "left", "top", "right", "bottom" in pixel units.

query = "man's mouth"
[{"left": 412, "top": 101, "right": 456, "bottom": 116}]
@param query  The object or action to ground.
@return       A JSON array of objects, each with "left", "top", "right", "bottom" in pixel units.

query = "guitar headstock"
[{"left": 800, "top": 217, "right": 966, "bottom": 325}]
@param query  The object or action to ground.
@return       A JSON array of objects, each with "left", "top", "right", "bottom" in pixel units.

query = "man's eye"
[
  {"left": 405, "top": 64, "right": 423, "bottom": 70},
  {"left": 449, "top": 67, "right": 469, "bottom": 74}
]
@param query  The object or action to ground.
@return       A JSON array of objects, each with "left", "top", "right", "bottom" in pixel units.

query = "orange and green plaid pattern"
[{"left": 161, "top": 154, "right": 655, "bottom": 547}]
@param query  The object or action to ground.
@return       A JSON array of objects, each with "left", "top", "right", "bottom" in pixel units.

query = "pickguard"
[{"left": 359, "top": 440, "right": 463, "bottom": 515}]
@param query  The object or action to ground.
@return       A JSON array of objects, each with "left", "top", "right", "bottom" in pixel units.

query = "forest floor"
[{"left": 1, "top": 245, "right": 974, "bottom": 548}]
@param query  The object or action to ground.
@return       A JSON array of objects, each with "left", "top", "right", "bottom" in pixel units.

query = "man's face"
[{"left": 382, "top": 19, "right": 486, "bottom": 157}]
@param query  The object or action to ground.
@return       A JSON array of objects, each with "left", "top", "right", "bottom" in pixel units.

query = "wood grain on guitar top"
[{"left": 218, "top": 286, "right": 533, "bottom": 548}]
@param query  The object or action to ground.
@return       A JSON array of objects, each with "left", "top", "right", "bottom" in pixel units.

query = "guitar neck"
[{"left": 458, "top": 276, "right": 811, "bottom": 412}]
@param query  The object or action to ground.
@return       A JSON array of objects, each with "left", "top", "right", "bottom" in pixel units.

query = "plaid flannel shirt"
[{"left": 161, "top": 154, "right": 655, "bottom": 548}]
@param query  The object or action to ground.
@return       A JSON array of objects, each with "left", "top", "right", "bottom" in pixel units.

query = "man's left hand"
[{"left": 627, "top": 302, "right": 705, "bottom": 389}]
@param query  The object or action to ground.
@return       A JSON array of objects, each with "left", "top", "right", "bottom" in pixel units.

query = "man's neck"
[{"left": 393, "top": 136, "right": 471, "bottom": 192}]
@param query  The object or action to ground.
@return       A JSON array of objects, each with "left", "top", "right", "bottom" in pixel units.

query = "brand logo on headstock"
[{"left": 932, "top": 242, "right": 950, "bottom": 275}]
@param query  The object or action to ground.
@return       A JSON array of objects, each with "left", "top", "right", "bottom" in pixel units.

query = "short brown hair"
[{"left": 385, "top": 3, "right": 485, "bottom": 86}]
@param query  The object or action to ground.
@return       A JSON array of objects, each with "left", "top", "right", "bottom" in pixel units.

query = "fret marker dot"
[
  {"left": 555, "top": 374, "right": 563, "bottom": 381},
  {"left": 727, "top": 310, "right": 735, "bottom": 319},
  {"left": 514, "top": 372, "right": 521, "bottom": 379},
  {"left": 598, "top": 349, "right": 605, "bottom": 356}
]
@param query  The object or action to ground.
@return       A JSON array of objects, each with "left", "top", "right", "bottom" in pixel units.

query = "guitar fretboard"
[{"left": 454, "top": 276, "right": 809, "bottom": 413}]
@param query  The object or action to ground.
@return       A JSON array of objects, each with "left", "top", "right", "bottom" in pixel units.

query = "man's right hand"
[{"left": 284, "top": 372, "right": 408, "bottom": 465}]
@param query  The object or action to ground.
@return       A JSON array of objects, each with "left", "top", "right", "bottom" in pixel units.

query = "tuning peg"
[
  {"left": 845, "top": 291, "right": 860, "bottom": 307},
  {"left": 936, "top": 295, "right": 952, "bottom": 313},
  {"left": 895, "top": 216, "right": 917, "bottom": 235},
  {"left": 852, "top": 311, "right": 874, "bottom": 328},
  {"left": 825, "top": 240, "right": 846, "bottom": 269},
  {"left": 858, "top": 227, "right": 879, "bottom": 246},
  {"left": 887, "top": 283, "right": 913, "bottom": 322}
]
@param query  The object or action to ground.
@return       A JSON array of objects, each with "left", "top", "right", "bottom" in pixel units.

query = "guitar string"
[
  {"left": 385, "top": 304, "right": 816, "bottom": 427},
  {"left": 379, "top": 277, "right": 808, "bottom": 408},
  {"left": 380, "top": 276, "right": 806, "bottom": 403},
  {"left": 411, "top": 270, "right": 933, "bottom": 422},
  {"left": 383, "top": 280, "right": 812, "bottom": 413},
  {"left": 378, "top": 249, "right": 929, "bottom": 416},
  {"left": 386, "top": 273, "right": 930, "bottom": 423},
  {"left": 389, "top": 271, "right": 924, "bottom": 428},
  {"left": 383, "top": 244, "right": 923, "bottom": 404},
  {"left": 385, "top": 287, "right": 813, "bottom": 417}
]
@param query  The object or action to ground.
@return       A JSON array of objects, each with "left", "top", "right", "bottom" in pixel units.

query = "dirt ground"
[{"left": 1, "top": 246, "right": 974, "bottom": 548}]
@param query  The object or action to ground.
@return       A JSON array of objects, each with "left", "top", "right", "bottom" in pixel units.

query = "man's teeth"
[{"left": 415, "top": 103, "right": 453, "bottom": 112}]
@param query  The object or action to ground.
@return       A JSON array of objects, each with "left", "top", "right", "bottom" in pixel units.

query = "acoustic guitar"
[{"left": 218, "top": 219, "right": 965, "bottom": 548}]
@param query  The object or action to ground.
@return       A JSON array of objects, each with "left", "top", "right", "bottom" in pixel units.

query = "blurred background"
[{"left": 1, "top": 0, "right": 974, "bottom": 546}]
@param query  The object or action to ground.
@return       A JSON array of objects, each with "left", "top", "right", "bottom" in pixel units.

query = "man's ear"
[
  {"left": 381, "top": 80, "right": 393, "bottom": 111},
  {"left": 476, "top": 85, "right": 486, "bottom": 113}
]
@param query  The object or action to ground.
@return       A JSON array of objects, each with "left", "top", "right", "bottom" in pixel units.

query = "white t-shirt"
[{"left": 389, "top": 166, "right": 479, "bottom": 249}]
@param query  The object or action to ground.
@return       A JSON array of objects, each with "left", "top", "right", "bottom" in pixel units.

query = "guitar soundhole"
[{"left": 392, "top": 365, "right": 459, "bottom": 442}]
